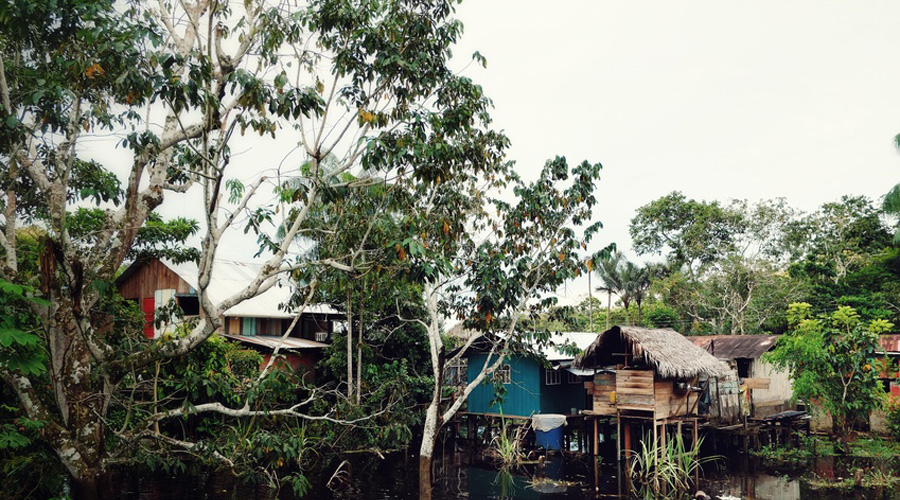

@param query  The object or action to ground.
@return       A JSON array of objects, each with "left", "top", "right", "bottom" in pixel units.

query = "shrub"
[{"left": 886, "top": 398, "right": 900, "bottom": 441}]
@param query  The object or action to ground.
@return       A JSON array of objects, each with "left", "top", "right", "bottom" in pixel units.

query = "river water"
[{"left": 103, "top": 451, "right": 900, "bottom": 500}]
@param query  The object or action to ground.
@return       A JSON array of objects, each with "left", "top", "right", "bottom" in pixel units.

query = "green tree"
[
  {"left": 633, "top": 196, "right": 803, "bottom": 334},
  {"left": 884, "top": 183, "right": 900, "bottom": 243},
  {"left": 630, "top": 191, "right": 742, "bottom": 275},
  {"left": 412, "top": 157, "right": 611, "bottom": 500},
  {"left": 785, "top": 196, "right": 897, "bottom": 322},
  {"left": 621, "top": 260, "right": 651, "bottom": 325},
  {"left": 766, "top": 303, "right": 891, "bottom": 444},
  {"left": 0, "top": 0, "right": 509, "bottom": 497},
  {"left": 594, "top": 251, "right": 625, "bottom": 329}
]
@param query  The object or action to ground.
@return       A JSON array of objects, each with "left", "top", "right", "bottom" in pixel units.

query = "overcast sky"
[
  {"left": 447, "top": 0, "right": 900, "bottom": 305},
  {"left": 127, "top": 1, "right": 900, "bottom": 309}
]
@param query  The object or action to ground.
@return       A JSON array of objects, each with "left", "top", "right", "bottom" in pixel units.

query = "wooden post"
[
  {"left": 624, "top": 422, "right": 632, "bottom": 459},
  {"left": 616, "top": 413, "right": 623, "bottom": 461},
  {"left": 693, "top": 418, "right": 700, "bottom": 486},
  {"left": 593, "top": 418, "right": 599, "bottom": 456},
  {"left": 652, "top": 418, "right": 658, "bottom": 467},
  {"left": 660, "top": 419, "right": 667, "bottom": 458}
]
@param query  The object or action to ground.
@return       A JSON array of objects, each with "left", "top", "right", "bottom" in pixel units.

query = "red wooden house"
[{"left": 116, "top": 258, "right": 342, "bottom": 378}]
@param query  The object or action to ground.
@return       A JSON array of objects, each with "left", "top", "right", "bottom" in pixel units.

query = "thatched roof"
[{"left": 574, "top": 326, "right": 729, "bottom": 379}]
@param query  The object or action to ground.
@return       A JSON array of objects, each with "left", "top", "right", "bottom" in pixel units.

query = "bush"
[{"left": 887, "top": 398, "right": 900, "bottom": 441}]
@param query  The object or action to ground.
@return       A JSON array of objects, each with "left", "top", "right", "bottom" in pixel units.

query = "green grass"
[
  {"left": 804, "top": 468, "right": 900, "bottom": 491},
  {"left": 752, "top": 435, "right": 900, "bottom": 467},
  {"left": 847, "top": 438, "right": 900, "bottom": 459},
  {"left": 628, "top": 432, "right": 720, "bottom": 499}
]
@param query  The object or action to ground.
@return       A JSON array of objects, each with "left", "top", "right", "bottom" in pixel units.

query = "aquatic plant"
[
  {"left": 490, "top": 413, "right": 525, "bottom": 467},
  {"left": 493, "top": 468, "right": 517, "bottom": 498},
  {"left": 628, "top": 431, "right": 720, "bottom": 498}
]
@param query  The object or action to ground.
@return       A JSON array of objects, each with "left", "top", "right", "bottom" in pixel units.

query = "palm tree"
[
  {"left": 884, "top": 183, "right": 900, "bottom": 244},
  {"left": 595, "top": 251, "right": 625, "bottom": 329},
  {"left": 621, "top": 262, "right": 652, "bottom": 325}
]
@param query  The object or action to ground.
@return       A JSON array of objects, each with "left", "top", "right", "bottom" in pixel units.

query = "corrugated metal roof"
[
  {"left": 543, "top": 331, "right": 598, "bottom": 362},
  {"left": 690, "top": 335, "right": 778, "bottom": 359},
  {"left": 161, "top": 260, "right": 338, "bottom": 319},
  {"left": 692, "top": 334, "right": 900, "bottom": 358},
  {"left": 221, "top": 333, "right": 328, "bottom": 350},
  {"left": 562, "top": 367, "right": 596, "bottom": 377}
]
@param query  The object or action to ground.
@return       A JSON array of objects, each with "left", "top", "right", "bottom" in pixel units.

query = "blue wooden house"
[{"left": 465, "top": 332, "right": 597, "bottom": 417}]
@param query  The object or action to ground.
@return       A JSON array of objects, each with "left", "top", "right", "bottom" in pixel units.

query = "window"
[
  {"left": 494, "top": 365, "right": 511, "bottom": 384},
  {"left": 567, "top": 371, "right": 581, "bottom": 384},
  {"left": 736, "top": 358, "right": 752, "bottom": 379},
  {"left": 546, "top": 369, "right": 561, "bottom": 386},
  {"left": 176, "top": 295, "right": 199, "bottom": 317},
  {"left": 315, "top": 331, "right": 328, "bottom": 342},
  {"left": 444, "top": 357, "right": 468, "bottom": 386}
]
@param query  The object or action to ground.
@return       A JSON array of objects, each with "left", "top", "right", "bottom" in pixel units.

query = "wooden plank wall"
[
  {"left": 590, "top": 372, "right": 616, "bottom": 415},
  {"left": 118, "top": 260, "right": 191, "bottom": 300},
  {"left": 616, "top": 369, "right": 655, "bottom": 407},
  {"left": 653, "top": 380, "right": 692, "bottom": 419}
]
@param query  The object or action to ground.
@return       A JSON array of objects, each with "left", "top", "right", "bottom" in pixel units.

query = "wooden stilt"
[
  {"left": 660, "top": 419, "right": 667, "bottom": 456},
  {"left": 624, "top": 421, "right": 632, "bottom": 459},
  {"left": 692, "top": 417, "right": 698, "bottom": 447},
  {"left": 616, "top": 412, "right": 622, "bottom": 461},
  {"left": 693, "top": 418, "right": 699, "bottom": 486},
  {"left": 593, "top": 418, "right": 599, "bottom": 456}
]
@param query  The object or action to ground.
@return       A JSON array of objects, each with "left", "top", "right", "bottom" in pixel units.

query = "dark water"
[{"left": 103, "top": 453, "right": 900, "bottom": 500}]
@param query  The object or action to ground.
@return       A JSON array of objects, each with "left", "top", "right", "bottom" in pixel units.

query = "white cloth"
[{"left": 531, "top": 414, "right": 567, "bottom": 432}]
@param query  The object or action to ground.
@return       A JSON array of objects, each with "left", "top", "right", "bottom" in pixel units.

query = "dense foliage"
[
  {"left": 535, "top": 192, "right": 900, "bottom": 336},
  {"left": 766, "top": 303, "right": 892, "bottom": 440}
]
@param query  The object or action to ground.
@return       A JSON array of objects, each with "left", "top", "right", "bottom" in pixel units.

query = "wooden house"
[
  {"left": 463, "top": 332, "right": 598, "bottom": 418},
  {"left": 575, "top": 326, "right": 729, "bottom": 458},
  {"left": 689, "top": 335, "right": 793, "bottom": 420},
  {"left": 116, "top": 258, "right": 342, "bottom": 377}
]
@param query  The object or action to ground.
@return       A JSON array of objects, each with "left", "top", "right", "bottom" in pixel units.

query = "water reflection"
[{"left": 99, "top": 452, "right": 900, "bottom": 500}]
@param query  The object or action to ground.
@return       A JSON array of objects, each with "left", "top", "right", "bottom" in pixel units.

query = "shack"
[
  {"left": 575, "top": 326, "right": 729, "bottom": 458},
  {"left": 690, "top": 335, "right": 793, "bottom": 420}
]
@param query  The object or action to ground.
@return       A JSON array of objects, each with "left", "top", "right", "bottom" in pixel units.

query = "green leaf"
[{"left": 0, "top": 328, "right": 39, "bottom": 348}]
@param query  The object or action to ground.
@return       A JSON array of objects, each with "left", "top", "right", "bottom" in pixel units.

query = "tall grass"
[
  {"left": 628, "top": 431, "right": 719, "bottom": 498},
  {"left": 490, "top": 414, "right": 525, "bottom": 467}
]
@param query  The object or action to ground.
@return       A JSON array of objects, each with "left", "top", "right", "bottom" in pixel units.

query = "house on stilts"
[
  {"left": 689, "top": 335, "right": 793, "bottom": 422},
  {"left": 575, "top": 326, "right": 729, "bottom": 459}
]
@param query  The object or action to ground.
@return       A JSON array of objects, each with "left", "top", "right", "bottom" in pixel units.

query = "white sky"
[
  {"left": 449, "top": 0, "right": 900, "bottom": 305},
  {"left": 87, "top": 1, "right": 900, "bottom": 309}
]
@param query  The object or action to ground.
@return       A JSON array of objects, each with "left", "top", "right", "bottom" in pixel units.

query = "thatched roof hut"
[{"left": 574, "top": 326, "right": 729, "bottom": 379}]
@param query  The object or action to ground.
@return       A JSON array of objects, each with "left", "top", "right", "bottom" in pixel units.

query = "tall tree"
[
  {"left": 621, "top": 260, "right": 651, "bottom": 325},
  {"left": 411, "top": 157, "right": 610, "bottom": 500},
  {"left": 0, "top": 0, "right": 508, "bottom": 497},
  {"left": 595, "top": 251, "right": 625, "bottom": 329},
  {"left": 630, "top": 191, "right": 742, "bottom": 275},
  {"left": 884, "top": 183, "right": 900, "bottom": 243}
]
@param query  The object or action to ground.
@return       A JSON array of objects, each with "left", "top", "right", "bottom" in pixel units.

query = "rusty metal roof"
[
  {"left": 692, "top": 334, "right": 900, "bottom": 358},
  {"left": 689, "top": 335, "right": 779, "bottom": 360},
  {"left": 880, "top": 335, "right": 900, "bottom": 354}
]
